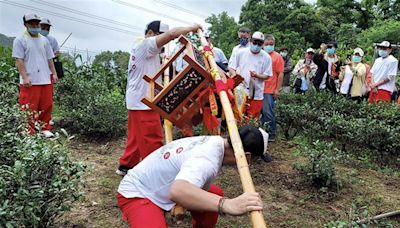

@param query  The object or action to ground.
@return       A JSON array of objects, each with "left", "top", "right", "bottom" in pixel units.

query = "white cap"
[
  {"left": 353, "top": 47, "right": 364, "bottom": 57},
  {"left": 24, "top": 13, "right": 41, "bottom": 22},
  {"left": 40, "top": 17, "right": 52, "bottom": 26},
  {"left": 377, "top": 41, "right": 391, "bottom": 48},
  {"left": 252, "top": 31, "right": 264, "bottom": 41},
  {"left": 306, "top": 48, "right": 315, "bottom": 53},
  {"left": 159, "top": 22, "right": 169, "bottom": 33}
]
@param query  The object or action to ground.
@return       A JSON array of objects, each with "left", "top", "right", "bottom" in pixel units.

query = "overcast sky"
[
  {"left": 0, "top": 0, "right": 248, "bottom": 58},
  {"left": 0, "top": 0, "right": 315, "bottom": 59}
]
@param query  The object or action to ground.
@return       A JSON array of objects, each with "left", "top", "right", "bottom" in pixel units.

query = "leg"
[
  {"left": 261, "top": 94, "right": 276, "bottom": 136},
  {"left": 38, "top": 84, "right": 53, "bottom": 131},
  {"left": 119, "top": 110, "right": 142, "bottom": 169},
  {"left": 19, "top": 85, "right": 41, "bottom": 134},
  {"left": 191, "top": 184, "right": 224, "bottom": 228},
  {"left": 117, "top": 193, "right": 167, "bottom": 228},
  {"left": 246, "top": 99, "right": 263, "bottom": 120},
  {"left": 138, "top": 110, "right": 163, "bottom": 160}
]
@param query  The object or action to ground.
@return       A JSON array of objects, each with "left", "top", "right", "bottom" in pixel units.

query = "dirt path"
[{"left": 58, "top": 138, "right": 400, "bottom": 227}]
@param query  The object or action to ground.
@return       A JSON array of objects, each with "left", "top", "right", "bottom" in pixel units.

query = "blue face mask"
[
  {"left": 250, "top": 43, "right": 262, "bottom": 53},
  {"left": 378, "top": 50, "right": 389, "bottom": 58},
  {"left": 352, "top": 55, "right": 362, "bottom": 63},
  {"left": 327, "top": 48, "right": 335, "bottom": 55},
  {"left": 239, "top": 38, "right": 249, "bottom": 46},
  {"left": 28, "top": 27, "right": 41, "bottom": 36},
  {"left": 280, "top": 52, "right": 287, "bottom": 58},
  {"left": 263, "top": 45, "right": 274, "bottom": 53},
  {"left": 39, "top": 30, "right": 49, "bottom": 36}
]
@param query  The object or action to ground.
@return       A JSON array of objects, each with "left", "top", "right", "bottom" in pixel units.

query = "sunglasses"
[{"left": 252, "top": 40, "right": 263, "bottom": 46}]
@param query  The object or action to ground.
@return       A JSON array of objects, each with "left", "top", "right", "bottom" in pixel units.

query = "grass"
[{"left": 57, "top": 137, "right": 400, "bottom": 227}]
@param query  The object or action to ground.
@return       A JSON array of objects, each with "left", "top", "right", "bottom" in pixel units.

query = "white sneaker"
[
  {"left": 50, "top": 120, "right": 55, "bottom": 126},
  {"left": 42, "top": 130, "right": 55, "bottom": 138},
  {"left": 115, "top": 169, "right": 127, "bottom": 176}
]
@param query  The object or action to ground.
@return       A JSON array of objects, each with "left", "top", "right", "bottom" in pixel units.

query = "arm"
[
  {"left": 48, "top": 59, "right": 58, "bottom": 83},
  {"left": 313, "top": 53, "right": 324, "bottom": 66},
  {"left": 169, "top": 180, "right": 263, "bottom": 216},
  {"left": 275, "top": 71, "right": 284, "bottom": 93},
  {"left": 15, "top": 58, "right": 31, "bottom": 87},
  {"left": 293, "top": 60, "right": 302, "bottom": 77},
  {"left": 156, "top": 24, "right": 202, "bottom": 48},
  {"left": 229, "top": 67, "right": 237, "bottom": 76}
]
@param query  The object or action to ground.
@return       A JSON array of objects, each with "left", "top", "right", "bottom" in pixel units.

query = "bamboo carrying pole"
[{"left": 197, "top": 29, "right": 267, "bottom": 228}]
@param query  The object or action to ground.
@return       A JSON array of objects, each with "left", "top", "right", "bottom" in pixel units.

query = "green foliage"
[
  {"left": 55, "top": 57, "right": 127, "bottom": 138},
  {"left": 294, "top": 140, "right": 343, "bottom": 188},
  {"left": 205, "top": 12, "right": 239, "bottom": 57},
  {"left": 284, "top": 5, "right": 329, "bottom": 48},
  {"left": 0, "top": 49, "right": 85, "bottom": 227},
  {"left": 276, "top": 92, "right": 400, "bottom": 166},
  {"left": 92, "top": 50, "right": 130, "bottom": 71}
]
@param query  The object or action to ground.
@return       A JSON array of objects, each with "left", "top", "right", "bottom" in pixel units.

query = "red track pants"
[
  {"left": 243, "top": 99, "right": 263, "bottom": 119},
  {"left": 117, "top": 184, "right": 224, "bottom": 228},
  {"left": 368, "top": 89, "right": 391, "bottom": 103},
  {"left": 19, "top": 84, "right": 53, "bottom": 134},
  {"left": 119, "top": 110, "right": 163, "bottom": 168}
]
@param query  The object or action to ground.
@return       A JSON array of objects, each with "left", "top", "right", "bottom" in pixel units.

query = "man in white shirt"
[
  {"left": 228, "top": 27, "right": 251, "bottom": 68},
  {"left": 229, "top": 31, "right": 273, "bottom": 119},
  {"left": 117, "top": 125, "right": 268, "bottom": 227},
  {"left": 39, "top": 17, "right": 60, "bottom": 57},
  {"left": 12, "top": 13, "right": 58, "bottom": 138},
  {"left": 205, "top": 33, "right": 228, "bottom": 71},
  {"left": 117, "top": 21, "right": 202, "bottom": 176},
  {"left": 369, "top": 41, "right": 399, "bottom": 103}
]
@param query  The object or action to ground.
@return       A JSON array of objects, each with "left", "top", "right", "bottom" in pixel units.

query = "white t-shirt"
[
  {"left": 126, "top": 37, "right": 161, "bottom": 110},
  {"left": 229, "top": 48, "right": 272, "bottom": 100},
  {"left": 45, "top": 34, "right": 60, "bottom": 54},
  {"left": 228, "top": 43, "right": 250, "bottom": 67},
  {"left": 118, "top": 136, "right": 225, "bottom": 211},
  {"left": 371, "top": 55, "right": 398, "bottom": 93},
  {"left": 340, "top": 65, "right": 353, "bottom": 95},
  {"left": 12, "top": 32, "right": 55, "bottom": 85},
  {"left": 320, "top": 57, "right": 336, "bottom": 90},
  {"left": 213, "top": 47, "right": 228, "bottom": 64}
]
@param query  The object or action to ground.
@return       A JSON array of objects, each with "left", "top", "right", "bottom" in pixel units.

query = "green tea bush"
[
  {"left": 55, "top": 58, "right": 127, "bottom": 138},
  {"left": 276, "top": 91, "right": 400, "bottom": 166},
  {"left": 0, "top": 54, "right": 86, "bottom": 227},
  {"left": 293, "top": 140, "right": 344, "bottom": 188}
]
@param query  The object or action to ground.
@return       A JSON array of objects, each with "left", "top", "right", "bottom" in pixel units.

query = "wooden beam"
[{"left": 197, "top": 29, "right": 268, "bottom": 228}]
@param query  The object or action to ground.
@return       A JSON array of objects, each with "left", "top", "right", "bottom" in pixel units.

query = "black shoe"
[
  {"left": 268, "top": 135, "right": 276, "bottom": 142},
  {"left": 261, "top": 153, "right": 273, "bottom": 162}
]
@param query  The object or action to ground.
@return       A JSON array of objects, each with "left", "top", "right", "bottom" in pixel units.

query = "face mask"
[
  {"left": 263, "top": 45, "right": 274, "bottom": 53},
  {"left": 327, "top": 48, "right": 335, "bottom": 55},
  {"left": 280, "top": 52, "right": 287, "bottom": 58},
  {"left": 39, "top": 30, "right": 49, "bottom": 36},
  {"left": 28, "top": 27, "right": 41, "bottom": 36},
  {"left": 352, "top": 55, "right": 362, "bottom": 63},
  {"left": 239, "top": 38, "right": 249, "bottom": 46},
  {"left": 250, "top": 43, "right": 261, "bottom": 54},
  {"left": 378, "top": 50, "right": 389, "bottom": 58}
]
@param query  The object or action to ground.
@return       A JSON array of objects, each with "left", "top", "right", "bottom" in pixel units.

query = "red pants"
[
  {"left": 368, "top": 89, "right": 391, "bottom": 103},
  {"left": 117, "top": 184, "right": 223, "bottom": 228},
  {"left": 19, "top": 84, "right": 53, "bottom": 133},
  {"left": 243, "top": 99, "right": 263, "bottom": 119},
  {"left": 119, "top": 110, "right": 163, "bottom": 168}
]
